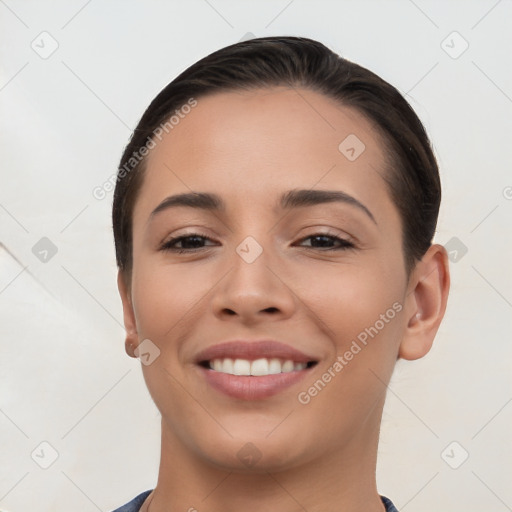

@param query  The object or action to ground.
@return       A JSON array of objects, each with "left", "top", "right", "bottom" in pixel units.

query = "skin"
[{"left": 117, "top": 87, "right": 450, "bottom": 512}]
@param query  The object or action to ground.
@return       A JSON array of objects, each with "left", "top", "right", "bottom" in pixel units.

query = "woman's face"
[{"left": 122, "top": 87, "right": 414, "bottom": 471}]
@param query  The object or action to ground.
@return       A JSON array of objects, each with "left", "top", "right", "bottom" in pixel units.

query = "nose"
[{"left": 210, "top": 244, "right": 297, "bottom": 325}]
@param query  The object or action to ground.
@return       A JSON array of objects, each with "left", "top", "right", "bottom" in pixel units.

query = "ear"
[
  {"left": 399, "top": 244, "right": 450, "bottom": 360},
  {"left": 117, "top": 270, "right": 139, "bottom": 358}
]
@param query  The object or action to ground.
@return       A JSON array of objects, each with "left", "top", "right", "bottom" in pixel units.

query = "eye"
[
  {"left": 159, "top": 232, "right": 355, "bottom": 254},
  {"left": 159, "top": 233, "right": 217, "bottom": 253},
  {"left": 296, "top": 233, "right": 355, "bottom": 251}
]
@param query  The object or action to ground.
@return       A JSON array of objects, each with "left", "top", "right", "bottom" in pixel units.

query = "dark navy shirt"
[{"left": 111, "top": 490, "right": 399, "bottom": 511}]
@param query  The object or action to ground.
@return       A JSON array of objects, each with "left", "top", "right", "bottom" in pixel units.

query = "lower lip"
[{"left": 198, "top": 366, "right": 312, "bottom": 400}]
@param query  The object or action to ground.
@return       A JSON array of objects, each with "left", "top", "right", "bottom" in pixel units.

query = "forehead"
[{"left": 134, "top": 87, "right": 397, "bottom": 226}]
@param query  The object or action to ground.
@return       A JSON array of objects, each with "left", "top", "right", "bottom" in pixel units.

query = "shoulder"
[
  {"left": 110, "top": 490, "right": 153, "bottom": 512},
  {"left": 111, "top": 490, "right": 396, "bottom": 511},
  {"left": 381, "top": 495, "right": 400, "bottom": 512}
]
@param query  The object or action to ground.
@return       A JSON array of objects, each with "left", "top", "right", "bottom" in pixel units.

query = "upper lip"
[{"left": 194, "top": 340, "right": 317, "bottom": 364}]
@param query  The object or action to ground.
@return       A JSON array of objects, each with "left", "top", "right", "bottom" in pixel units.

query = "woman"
[{"left": 111, "top": 36, "right": 450, "bottom": 512}]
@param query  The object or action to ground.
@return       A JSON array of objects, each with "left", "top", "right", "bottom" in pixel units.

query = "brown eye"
[
  {"left": 160, "top": 233, "right": 217, "bottom": 253},
  {"left": 297, "top": 234, "right": 355, "bottom": 250}
]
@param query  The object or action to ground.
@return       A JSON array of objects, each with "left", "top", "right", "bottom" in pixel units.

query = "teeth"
[
  {"left": 208, "top": 358, "right": 308, "bottom": 376},
  {"left": 210, "top": 358, "right": 307, "bottom": 376},
  {"left": 251, "top": 358, "right": 269, "bottom": 376},
  {"left": 233, "top": 358, "right": 251, "bottom": 376},
  {"left": 281, "top": 360, "right": 294, "bottom": 373},
  {"left": 268, "top": 358, "right": 281, "bottom": 374},
  {"left": 212, "top": 359, "right": 224, "bottom": 372}
]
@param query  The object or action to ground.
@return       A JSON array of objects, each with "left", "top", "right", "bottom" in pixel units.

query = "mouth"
[{"left": 194, "top": 340, "right": 319, "bottom": 400}]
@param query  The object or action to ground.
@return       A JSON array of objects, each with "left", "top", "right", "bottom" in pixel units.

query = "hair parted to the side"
[{"left": 112, "top": 36, "right": 440, "bottom": 285}]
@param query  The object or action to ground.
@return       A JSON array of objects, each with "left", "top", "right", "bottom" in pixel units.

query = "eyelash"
[{"left": 159, "top": 232, "right": 355, "bottom": 253}]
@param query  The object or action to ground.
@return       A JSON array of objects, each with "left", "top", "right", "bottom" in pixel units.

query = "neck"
[{"left": 147, "top": 413, "right": 386, "bottom": 512}]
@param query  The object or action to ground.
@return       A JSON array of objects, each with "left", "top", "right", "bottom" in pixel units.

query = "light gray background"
[{"left": 1, "top": 1, "right": 511, "bottom": 510}]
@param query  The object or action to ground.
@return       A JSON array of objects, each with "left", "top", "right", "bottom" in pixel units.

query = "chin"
[{"left": 188, "top": 427, "right": 315, "bottom": 474}]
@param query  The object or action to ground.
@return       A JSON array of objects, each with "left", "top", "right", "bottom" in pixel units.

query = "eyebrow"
[{"left": 149, "top": 189, "right": 377, "bottom": 225}]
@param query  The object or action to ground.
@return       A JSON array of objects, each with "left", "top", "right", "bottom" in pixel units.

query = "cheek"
[
  {"left": 296, "top": 258, "right": 406, "bottom": 415},
  {"left": 294, "top": 265, "right": 405, "bottom": 435},
  {"left": 300, "top": 259, "right": 404, "bottom": 346},
  {"left": 131, "top": 261, "right": 208, "bottom": 340},
  {"left": 129, "top": 263, "right": 211, "bottom": 415}
]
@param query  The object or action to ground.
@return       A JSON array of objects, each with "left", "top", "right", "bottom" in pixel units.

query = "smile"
[{"left": 194, "top": 339, "right": 319, "bottom": 400}]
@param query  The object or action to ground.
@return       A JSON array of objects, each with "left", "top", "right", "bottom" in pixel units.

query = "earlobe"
[
  {"left": 399, "top": 244, "right": 450, "bottom": 360},
  {"left": 117, "top": 270, "right": 139, "bottom": 358}
]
